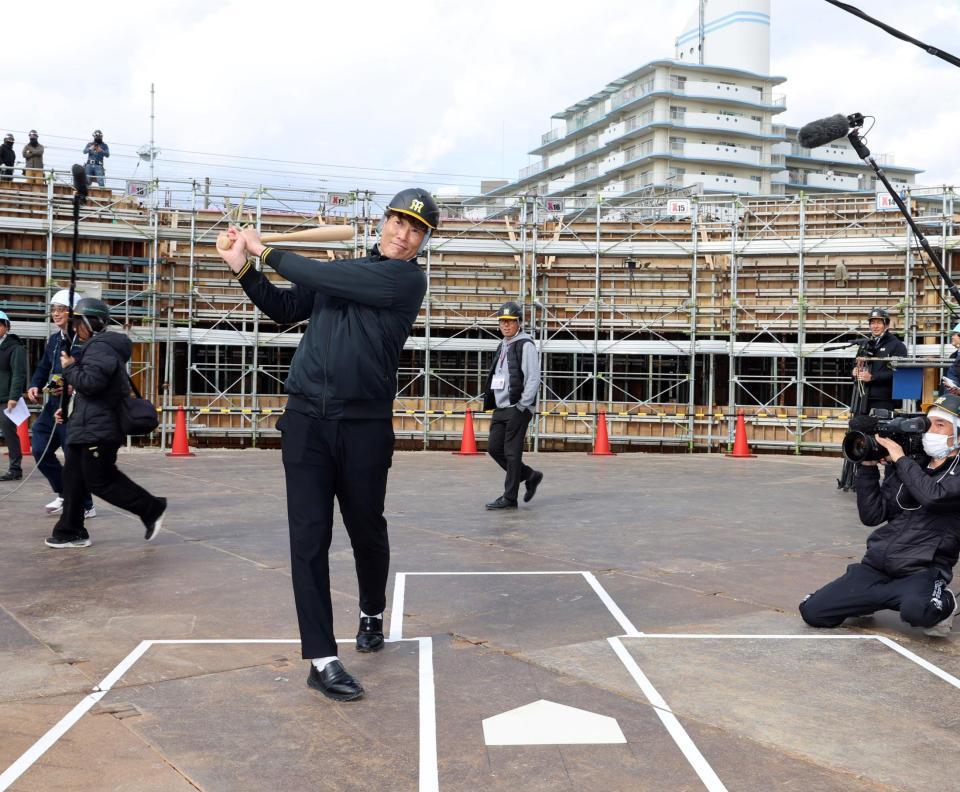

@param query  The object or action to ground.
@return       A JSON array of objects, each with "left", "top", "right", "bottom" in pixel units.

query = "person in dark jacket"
[
  {"left": 26, "top": 289, "right": 95, "bottom": 516},
  {"left": 801, "top": 395, "right": 960, "bottom": 637},
  {"left": 216, "top": 188, "right": 434, "bottom": 702},
  {"left": 46, "top": 298, "right": 166, "bottom": 548},
  {"left": 0, "top": 134, "right": 15, "bottom": 182},
  {"left": 22, "top": 130, "right": 44, "bottom": 185},
  {"left": 852, "top": 307, "right": 909, "bottom": 414},
  {"left": 0, "top": 310, "right": 27, "bottom": 481},
  {"left": 83, "top": 130, "right": 109, "bottom": 187},
  {"left": 941, "top": 322, "right": 960, "bottom": 394},
  {"left": 482, "top": 301, "right": 543, "bottom": 510}
]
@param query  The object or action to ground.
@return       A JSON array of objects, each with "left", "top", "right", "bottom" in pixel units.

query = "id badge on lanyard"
[{"left": 492, "top": 346, "right": 508, "bottom": 390}]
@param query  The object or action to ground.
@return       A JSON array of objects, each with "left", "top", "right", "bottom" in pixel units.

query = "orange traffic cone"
[
  {"left": 166, "top": 406, "right": 195, "bottom": 457},
  {"left": 725, "top": 409, "right": 757, "bottom": 458},
  {"left": 588, "top": 409, "right": 616, "bottom": 456},
  {"left": 17, "top": 418, "right": 31, "bottom": 457},
  {"left": 5, "top": 418, "right": 31, "bottom": 457},
  {"left": 452, "top": 409, "right": 483, "bottom": 455}
]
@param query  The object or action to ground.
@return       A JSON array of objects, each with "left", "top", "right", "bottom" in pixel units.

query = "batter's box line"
[
  {"left": 388, "top": 570, "right": 642, "bottom": 641},
  {"left": 0, "top": 637, "right": 438, "bottom": 792},
  {"left": 609, "top": 632, "right": 960, "bottom": 792}
]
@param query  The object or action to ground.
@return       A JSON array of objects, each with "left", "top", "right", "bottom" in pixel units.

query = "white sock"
[
  {"left": 361, "top": 611, "right": 383, "bottom": 620},
  {"left": 311, "top": 656, "right": 338, "bottom": 671}
]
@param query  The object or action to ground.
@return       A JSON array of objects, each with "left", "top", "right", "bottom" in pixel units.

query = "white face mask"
[{"left": 922, "top": 432, "right": 955, "bottom": 459}]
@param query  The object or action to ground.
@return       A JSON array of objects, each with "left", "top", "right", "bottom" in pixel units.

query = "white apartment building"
[{"left": 484, "top": 1, "right": 921, "bottom": 204}]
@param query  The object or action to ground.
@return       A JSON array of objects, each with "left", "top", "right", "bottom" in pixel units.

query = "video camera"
[{"left": 842, "top": 409, "right": 930, "bottom": 463}]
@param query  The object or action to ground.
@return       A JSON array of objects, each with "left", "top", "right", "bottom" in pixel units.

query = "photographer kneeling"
[{"left": 800, "top": 396, "right": 960, "bottom": 637}]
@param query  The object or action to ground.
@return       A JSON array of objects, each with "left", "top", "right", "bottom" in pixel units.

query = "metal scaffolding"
[{"left": 0, "top": 170, "right": 956, "bottom": 453}]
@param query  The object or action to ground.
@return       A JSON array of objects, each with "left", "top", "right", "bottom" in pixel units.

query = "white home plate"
[{"left": 482, "top": 699, "right": 627, "bottom": 746}]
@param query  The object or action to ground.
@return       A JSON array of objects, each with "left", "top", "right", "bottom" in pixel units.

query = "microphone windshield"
[
  {"left": 71, "top": 164, "right": 88, "bottom": 199},
  {"left": 797, "top": 114, "right": 851, "bottom": 149}
]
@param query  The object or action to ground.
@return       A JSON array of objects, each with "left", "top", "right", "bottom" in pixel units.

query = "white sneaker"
[
  {"left": 45, "top": 496, "right": 64, "bottom": 515},
  {"left": 84, "top": 506, "right": 97, "bottom": 519},
  {"left": 924, "top": 591, "right": 958, "bottom": 637}
]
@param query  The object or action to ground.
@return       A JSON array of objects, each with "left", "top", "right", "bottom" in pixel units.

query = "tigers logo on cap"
[{"left": 410, "top": 199, "right": 425, "bottom": 213}]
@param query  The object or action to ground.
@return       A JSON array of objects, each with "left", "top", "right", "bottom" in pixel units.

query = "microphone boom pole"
[
  {"left": 61, "top": 165, "right": 89, "bottom": 421},
  {"left": 844, "top": 127, "right": 960, "bottom": 307}
]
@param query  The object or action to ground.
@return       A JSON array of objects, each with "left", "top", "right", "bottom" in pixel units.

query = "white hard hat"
[{"left": 50, "top": 289, "right": 80, "bottom": 308}]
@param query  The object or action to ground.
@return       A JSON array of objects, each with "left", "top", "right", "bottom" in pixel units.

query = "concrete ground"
[{"left": 1, "top": 449, "right": 959, "bottom": 791}]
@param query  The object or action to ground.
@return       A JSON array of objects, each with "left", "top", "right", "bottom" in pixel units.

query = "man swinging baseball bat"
[{"left": 216, "top": 188, "right": 436, "bottom": 701}]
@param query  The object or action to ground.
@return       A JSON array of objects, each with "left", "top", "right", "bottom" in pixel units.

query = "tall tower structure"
[{"left": 675, "top": 0, "right": 771, "bottom": 75}]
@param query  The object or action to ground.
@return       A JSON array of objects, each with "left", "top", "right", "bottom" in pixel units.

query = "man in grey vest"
[{"left": 482, "top": 301, "right": 543, "bottom": 509}]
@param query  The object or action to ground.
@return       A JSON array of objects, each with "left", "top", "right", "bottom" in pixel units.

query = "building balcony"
[
  {"left": 681, "top": 173, "right": 761, "bottom": 195},
  {"left": 541, "top": 128, "right": 563, "bottom": 146},
  {"left": 548, "top": 175, "right": 574, "bottom": 193},
  {"left": 682, "top": 142, "right": 761, "bottom": 166},
  {"left": 518, "top": 160, "right": 547, "bottom": 180},
  {"left": 805, "top": 172, "right": 861, "bottom": 190},
  {"left": 771, "top": 170, "right": 790, "bottom": 184},
  {"left": 682, "top": 112, "right": 761, "bottom": 135}
]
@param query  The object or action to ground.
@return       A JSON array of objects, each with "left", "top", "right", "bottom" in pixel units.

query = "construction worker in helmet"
[
  {"left": 25, "top": 289, "right": 96, "bottom": 515},
  {"left": 853, "top": 307, "right": 908, "bottom": 414},
  {"left": 215, "top": 188, "right": 435, "bottom": 702}
]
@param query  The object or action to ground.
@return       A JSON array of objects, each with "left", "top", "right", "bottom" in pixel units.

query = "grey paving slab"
[{"left": 1, "top": 449, "right": 959, "bottom": 791}]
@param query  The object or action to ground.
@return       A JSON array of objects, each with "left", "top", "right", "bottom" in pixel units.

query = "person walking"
[
  {"left": 46, "top": 298, "right": 166, "bottom": 548},
  {"left": 482, "top": 301, "right": 543, "bottom": 510},
  {"left": 26, "top": 289, "right": 95, "bottom": 517}
]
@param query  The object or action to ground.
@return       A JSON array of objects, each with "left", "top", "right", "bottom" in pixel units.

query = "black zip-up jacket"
[
  {"left": 61, "top": 331, "right": 132, "bottom": 446},
  {"left": 856, "top": 456, "right": 960, "bottom": 580},
  {"left": 236, "top": 245, "right": 427, "bottom": 419},
  {"left": 0, "top": 333, "right": 27, "bottom": 402},
  {"left": 857, "top": 330, "right": 908, "bottom": 406}
]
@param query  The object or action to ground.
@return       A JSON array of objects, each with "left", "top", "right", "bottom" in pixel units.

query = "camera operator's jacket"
[
  {"left": 235, "top": 245, "right": 427, "bottom": 419},
  {"left": 856, "top": 458, "right": 960, "bottom": 580}
]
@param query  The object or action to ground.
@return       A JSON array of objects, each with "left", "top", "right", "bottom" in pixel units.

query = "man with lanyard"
[
  {"left": 839, "top": 307, "right": 909, "bottom": 490},
  {"left": 216, "top": 189, "right": 434, "bottom": 702},
  {"left": 802, "top": 395, "right": 960, "bottom": 637},
  {"left": 482, "top": 301, "right": 543, "bottom": 510},
  {"left": 26, "top": 290, "right": 95, "bottom": 517}
]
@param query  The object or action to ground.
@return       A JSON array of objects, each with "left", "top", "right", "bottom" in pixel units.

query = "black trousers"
[
  {"left": 487, "top": 406, "right": 535, "bottom": 502},
  {"left": 800, "top": 562, "right": 954, "bottom": 629},
  {"left": 279, "top": 410, "right": 394, "bottom": 659},
  {"left": 54, "top": 443, "right": 163, "bottom": 540},
  {"left": 32, "top": 403, "right": 93, "bottom": 508},
  {"left": 1, "top": 413, "right": 21, "bottom": 473}
]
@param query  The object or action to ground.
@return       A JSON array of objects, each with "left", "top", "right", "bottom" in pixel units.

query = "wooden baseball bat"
[{"left": 216, "top": 225, "right": 354, "bottom": 250}]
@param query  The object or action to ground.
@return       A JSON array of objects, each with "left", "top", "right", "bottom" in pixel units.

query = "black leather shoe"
[
  {"left": 485, "top": 496, "right": 518, "bottom": 510},
  {"left": 523, "top": 470, "right": 544, "bottom": 503},
  {"left": 0, "top": 470, "right": 22, "bottom": 481},
  {"left": 356, "top": 616, "right": 385, "bottom": 653},
  {"left": 307, "top": 660, "right": 364, "bottom": 701}
]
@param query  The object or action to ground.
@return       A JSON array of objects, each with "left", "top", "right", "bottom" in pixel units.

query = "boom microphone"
[
  {"left": 797, "top": 114, "right": 863, "bottom": 149},
  {"left": 71, "top": 163, "right": 88, "bottom": 202}
]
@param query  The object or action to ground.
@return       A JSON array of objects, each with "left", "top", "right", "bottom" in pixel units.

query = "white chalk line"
[
  {"left": 608, "top": 637, "right": 727, "bottom": 792},
  {"left": 389, "top": 569, "right": 640, "bottom": 640},
  {"left": 0, "top": 637, "right": 437, "bottom": 792}
]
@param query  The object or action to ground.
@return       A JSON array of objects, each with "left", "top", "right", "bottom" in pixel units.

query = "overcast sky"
[{"left": 4, "top": 0, "right": 959, "bottom": 197}]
